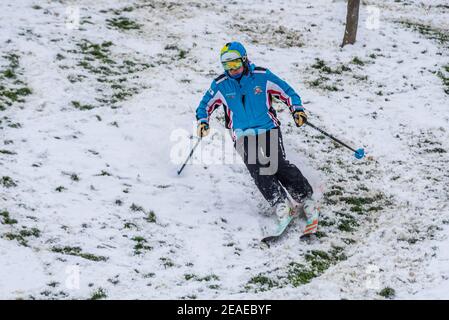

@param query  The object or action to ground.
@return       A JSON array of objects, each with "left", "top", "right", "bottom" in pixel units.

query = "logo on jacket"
[
  {"left": 254, "top": 86, "right": 263, "bottom": 95},
  {"left": 225, "top": 92, "right": 236, "bottom": 99}
]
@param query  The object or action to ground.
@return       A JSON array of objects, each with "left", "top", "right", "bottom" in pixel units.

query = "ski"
[
  {"left": 261, "top": 202, "right": 302, "bottom": 243},
  {"left": 262, "top": 200, "right": 320, "bottom": 244},
  {"left": 261, "top": 215, "right": 295, "bottom": 243}
]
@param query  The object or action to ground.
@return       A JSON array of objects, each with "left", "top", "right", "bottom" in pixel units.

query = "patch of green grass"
[
  {"left": 349, "top": 206, "right": 364, "bottom": 214},
  {"left": 319, "top": 217, "right": 335, "bottom": 227},
  {"left": 340, "top": 195, "right": 382, "bottom": 206},
  {"left": 129, "top": 205, "right": 156, "bottom": 223},
  {"left": 396, "top": 21, "right": 449, "bottom": 94},
  {"left": 367, "top": 206, "right": 384, "bottom": 212},
  {"left": 311, "top": 59, "right": 330, "bottom": 72},
  {"left": 287, "top": 247, "right": 347, "bottom": 287},
  {"left": 77, "top": 40, "right": 114, "bottom": 62},
  {"left": 19, "top": 228, "right": 41, "bottom": 237},
  {"left": 8, "top": 122, "right": 21, "bottom": 128},
  {"left": 208, "top": 284, "right": 220, "bottom": 290},
  {"left": 198, "top": 274, "right": 220, "bottom": 282},
  {"left": 353, "top": 74, "right": 368, "bottom": 81},
  {"left": 132, "top": 236, "right": 152, "bottom": 255},
  {"left": 52, "top": 246, "right": 108, "bottom": 262},
  {"left": 143, "top": 272, "right": 155, "bottom": 278},
  {"left": 1, "top": 176, "right": 17, "bottom": 188},
  {"left": 0, "top": 210, "right": 18, "bottom": 225},
  {"left": 324, "top": 190, "right": 343, "bottom": 197},
  {"left": 323, "top": 85, "right": 340, "bottom": 91},
  {"left": 305, "top": 248, "right": 347, "bottom": 273},
  {"left": 306, "top": 73, "right": 340, "bottom": 91},
  {"left": 67, "top": 40, "right": 152, "bottom": 108},
  {"left": 130, "top": 203, "right": 144, "bottom": 212},
  {"left": 156, "top": 184, "right": 171, "bottom": 189},
  {"left": 145, "top": 210, "right": 156, "bottom": 223},
  {"left": 71, "top": 101, "right": 95, "bottom": 111},
  {"left": 397, "top": 21, "right": 449, "bottom": 46},
  {"left": 123, "top": 222, "right": 137, "bottom": 229},
  {"left": 0, "top": 54, "right": 25, "bottom": 112},
  {"left": 106, "top": 17, "right": 141, "bottom": 30},
  {"left": 287, "top": 263, "right": 316, "bottom": 286},
  {"left": 184, "top": 274, "right": 220, "bottom": 282},
  {"left": 436, "top": 68, "right": 449, "bottom": 94},
  {"left": 314, "top": 231, "right": 327, "bottom": 239},
  {"left": 311, "top": 58, "right": 351, "bottom": 75},
  {"left": 337, "top": 213, "right": 359, "bottom": 232},
  {"left": 184, "top": 274, "right": 196, "bottom": 281},
  {"left": 3, "top": 53, "right": 19, "bottom": 68},
  {"left": 425, "top": 147, "right": 447, "bottom": 153},
  {"left": 3, "top": 69, "right": 15, "bottom": 78},
  {"left": 304, "top": 251, "right": 333, "bottom": 273},
  {"left": 90, "top": 288, "right": 107, "bottom": 300},
  {"left": 96, "top": 170, "right": 111, "bottom": 176},
  {"left": 55, "top": 186, "right": 66, "bottom": 192},
  {"left": 309, "top": 78, "right": 323, "bottom": 87},
  {"left": 47, "top": 282, "right": 60, "bottom": 288},
  {"left": 3, "top": 227, "right": 41, "bottom": 246},
  {"left": 247, "top": 274, "right": 279, "bottom": 291},
  {"left": 351, "top": 57, "right": 365, "bottom": 66},
  {"left": 67, "top": 74, "right": 87, "bottom": 83},
  {"left": 180, "top": 294, "right": 197, "bottom": 300},
  {"left": 375, "top": 90, "right": 383, "bottom": 96},
  {"left": 0, "top": 149, "right": 16, "bottom": 155},
  {"left": 160, "top": 257, "right": 175, "bottom": 268},
  {"left": 112, "top": 88, "right": 134, "bottom": 101},
  {"left": 379, "top": 287, "right": 395, "bottom": 299},
  {"left": 341, "top": 238, "right": 356, "bottom": 245},
  {"left": 0, "top": 87, "right": 32, "bottom": 103}
]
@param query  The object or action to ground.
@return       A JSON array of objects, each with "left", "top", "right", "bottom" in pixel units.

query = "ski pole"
[
  {"left": 177, "top": 137, "right": 202, "bottom": 175},
  {"left": 305, "top": 121, "right": 365, "bottom": 159}
]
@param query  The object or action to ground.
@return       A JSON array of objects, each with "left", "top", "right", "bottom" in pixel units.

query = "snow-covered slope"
[{"left": 1, "top": 0, "right": 448, "bottom": 299}]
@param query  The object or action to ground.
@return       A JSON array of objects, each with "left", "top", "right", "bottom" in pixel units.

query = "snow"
[
  {"left": 0, "top": 0, "right": 448, "bottom": 299},
  {"left": 0, "top": 239, "right": 47, "bottom": 299}
]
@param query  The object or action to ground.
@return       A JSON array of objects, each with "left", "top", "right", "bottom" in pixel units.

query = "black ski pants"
[{"left": 235, "top": 128, "right": 313, "bottom": 206}]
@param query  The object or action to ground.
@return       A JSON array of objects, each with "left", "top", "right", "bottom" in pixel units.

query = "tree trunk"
[{"left": 341, "top": 0, "right": 360, "bottom": 47}]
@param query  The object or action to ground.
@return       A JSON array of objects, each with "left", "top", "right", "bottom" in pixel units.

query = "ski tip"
[
  {"left": 354, "top": 148, "right": 365, "bottom": 159},
  {"left": 300, "top": 233, "right": 317, "bottom": 243},
  {"left": 261, "top": 236, "right": 275, "bottom": 244}
]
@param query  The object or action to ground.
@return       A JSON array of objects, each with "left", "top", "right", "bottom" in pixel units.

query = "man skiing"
[{"left": 195, "top": 42, "right": 319, "bottom": 237}]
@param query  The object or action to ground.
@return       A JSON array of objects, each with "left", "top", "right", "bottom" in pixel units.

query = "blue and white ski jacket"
[{"left": 196, "top": 63, "right": 304, "bottom": 141}]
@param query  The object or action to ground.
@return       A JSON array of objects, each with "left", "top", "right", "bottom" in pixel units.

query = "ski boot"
[{"left": 275, "top": 199, "right": 295, "bottom": 226}]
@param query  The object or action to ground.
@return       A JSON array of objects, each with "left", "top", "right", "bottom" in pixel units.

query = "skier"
[{"left": 195, "top": 42, "right": 319, "bottom": 236}]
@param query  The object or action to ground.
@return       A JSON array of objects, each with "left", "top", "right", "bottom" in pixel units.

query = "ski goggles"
[{"left": 221, "top": 58, "right": 243, "bottom": 71}]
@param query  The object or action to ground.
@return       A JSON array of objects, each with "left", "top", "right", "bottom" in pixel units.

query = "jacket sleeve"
[
  {"left": 196, "top": 80, "right": 223, "bottom": 124},
  {"left": 266, "top": 69, "right": 303, "bottom": 113}
]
